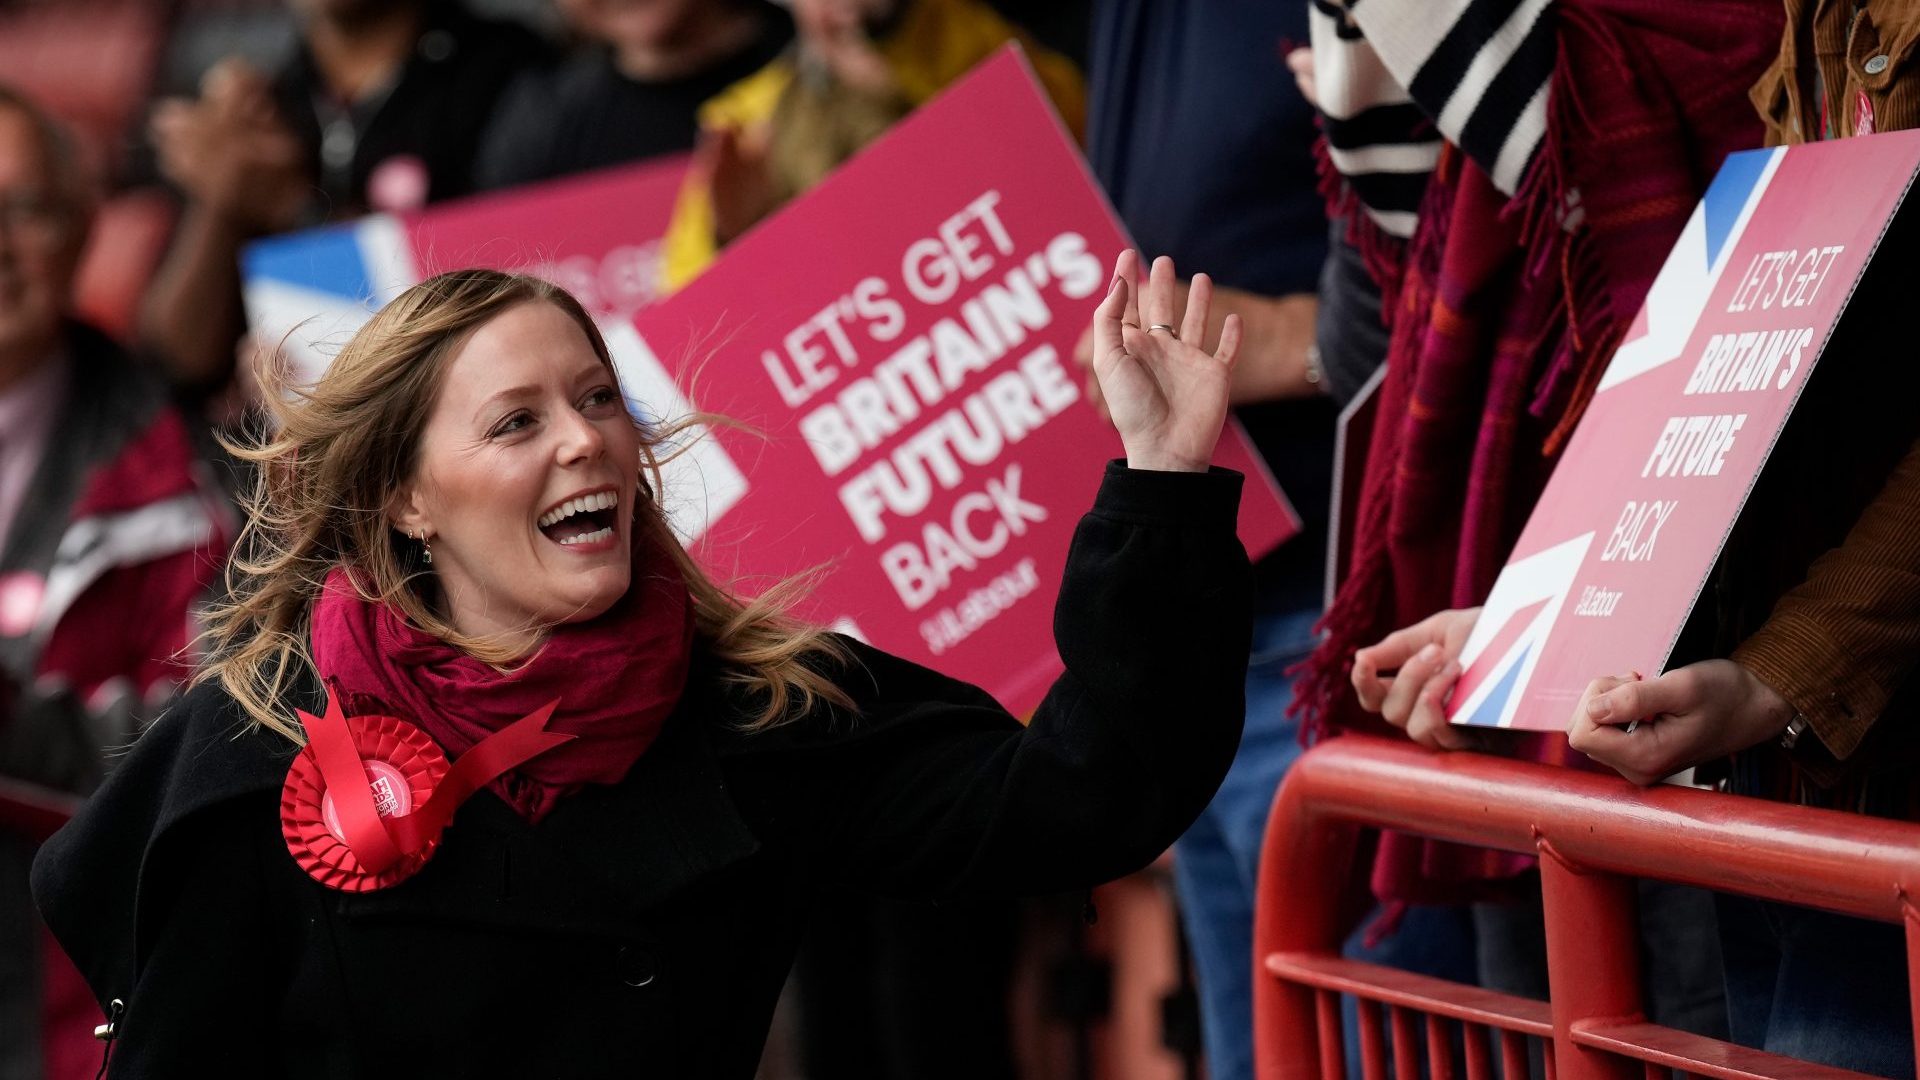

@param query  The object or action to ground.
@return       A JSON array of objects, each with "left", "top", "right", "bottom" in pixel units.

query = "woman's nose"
[{"left": 554, "top": 408, "right": 606, "bottom": 465}]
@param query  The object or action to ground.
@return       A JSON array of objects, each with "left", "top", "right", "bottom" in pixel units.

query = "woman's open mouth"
[{"left": 537, "top": 490, "right": 620, "bottom": 549}]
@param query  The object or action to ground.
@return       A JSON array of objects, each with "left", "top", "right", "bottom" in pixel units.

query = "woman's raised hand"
[{"left": 1089, "top": 250, "right": 1242, "bottom": 473}]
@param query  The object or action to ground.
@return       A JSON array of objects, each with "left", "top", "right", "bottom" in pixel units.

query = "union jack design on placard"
[
  {"left": 1443, "top": 130, "right": 1920, "bottom": 732},
  {"left": 1449, "top": 533, "right": 1592, "bottom": 729},
  {"left": 1598, "top": 147, "right": 1784, "bottom": 393}
]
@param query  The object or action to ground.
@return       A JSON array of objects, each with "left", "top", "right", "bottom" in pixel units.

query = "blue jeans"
[
  {"left": 1718, "top": 892, "right": 1914, "bottom": 1078},
  {"left": 1172, "top": 607, "right": 1478, "bottom": 1080}
]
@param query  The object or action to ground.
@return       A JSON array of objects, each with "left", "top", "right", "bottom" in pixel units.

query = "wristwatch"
[{"left": 1779, "top": 712, "right": 1810, "bottom": 751}]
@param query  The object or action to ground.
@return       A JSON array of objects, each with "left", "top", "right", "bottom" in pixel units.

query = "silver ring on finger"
[{"left": 1147, "top": 323, "right": 1178, "bottom": 338}]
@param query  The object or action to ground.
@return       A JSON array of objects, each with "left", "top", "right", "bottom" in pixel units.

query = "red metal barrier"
[
  {"left": 1254, "top": 735, "right": 1920, "bottom": 1080},
  {"left": 0, "top": 776, "right": 81, "bottom": 845}
]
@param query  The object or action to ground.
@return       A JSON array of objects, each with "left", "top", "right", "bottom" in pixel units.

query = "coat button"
[
  {"left": 616, "top": 946, "right": 658, "bottom": 988},
  {"left": 1866, "top": 53, "right": 1891, "bottom": 75}
]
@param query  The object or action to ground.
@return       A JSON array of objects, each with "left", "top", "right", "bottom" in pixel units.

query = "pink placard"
[
  {"left": 1451, "top": 133, "right": 1920, "bottom": 730},
  {"left": 632, "top": 47, "right": 1300, "bottom": 714},
  {"left": 403, "top": 154, "right": 689, "bottom": 320},
  {"left": 243, "top": 156, "right": 690, "bottom": 383}
]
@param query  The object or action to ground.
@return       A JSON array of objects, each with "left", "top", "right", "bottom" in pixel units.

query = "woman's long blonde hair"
[{"left": 198, "top": 268, "right": 852, "bottom": 744}]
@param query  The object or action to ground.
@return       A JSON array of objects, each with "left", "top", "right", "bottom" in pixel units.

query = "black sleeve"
[
  {"left": 105, "top": 796, "right": 303, "bottom": 1075},
  {"left": 819, "top": 462, "right": 1254, "bottom": 898}
]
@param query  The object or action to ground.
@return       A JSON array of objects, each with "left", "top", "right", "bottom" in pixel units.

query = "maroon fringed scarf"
[
  {"left": 1299, "top": 0, "right": 1784, "bottom": 903},
  {"left": 311, "top": 533, "right": 695, "bottom": 823}
]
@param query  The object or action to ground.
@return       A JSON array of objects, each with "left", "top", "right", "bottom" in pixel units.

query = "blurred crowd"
[{"left": 2, "top": 0, "right": 1918, "bottom": 1078}]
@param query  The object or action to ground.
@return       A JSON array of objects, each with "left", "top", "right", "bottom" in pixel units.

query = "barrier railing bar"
[
  {"left": 1429, "top": 1013, "right": 1456, "bottom": 1080},
  {"left": 1264, "top": 738, "right": 1920, "bottom": 923},
  {"left": 1569, "top": 1021, "right": 1877, "bottom": 1080},
  {"left": 1266, "top": 953, "right": 1554, "bottom": 1037},
  {"left": 1465, "top": 1022, "right": 1493, "bottom": 1080},
  {"left": 1907, "top": 903, "right": 1920, "bottom": 1056},
  {"left": 1393, "top": 1001, "right": 1421, "bottom": 1080},
  {"left": 1538, "top": 846, "right": 1641, "bottom": 1080},
  {"left": 1499, "top": 1030, "right": 1529, "bottom": 1080},
  {"left": 1254, "top": 736, "right": 1920, "bottom": 1080},
  {"left": 1317, "top": 990, "right": 1347, "bottom": 1080},
  {"left": 0, "top": 776, "right": 81, "bottom": 844},
  {"left": 1360, "top": 998, "right": 1388, "bottom": 1080}
]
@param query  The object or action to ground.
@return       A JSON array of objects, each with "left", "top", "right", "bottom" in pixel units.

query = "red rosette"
[{"left": 280, "top": 713, "right": 450, "bottom": 892}]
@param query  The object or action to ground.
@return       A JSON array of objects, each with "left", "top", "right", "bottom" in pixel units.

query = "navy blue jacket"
[{"left": 1087, "top": 0, "right": 1337, "bottom": 609}]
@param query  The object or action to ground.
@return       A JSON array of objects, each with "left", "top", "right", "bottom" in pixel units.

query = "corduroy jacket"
[
  {"left": 1725, "top": 1, "right": 1920, "bottom": 804},
  {"left": 1752, "top": 0, "right": 1920, "bottom": 142}
]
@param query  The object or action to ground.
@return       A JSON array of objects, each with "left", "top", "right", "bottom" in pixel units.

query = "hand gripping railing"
[{"left": 1253, "top": 735, "right": 1920, "bottom": 1080}]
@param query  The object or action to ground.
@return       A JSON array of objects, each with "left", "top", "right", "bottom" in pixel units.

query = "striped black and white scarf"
[{"left": 1309, "top": 0, "right": 1556, "bottom": 238}]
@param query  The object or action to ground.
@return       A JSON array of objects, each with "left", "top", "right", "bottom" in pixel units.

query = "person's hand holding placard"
[{"left": 1090, "top": 250, "right": 1242, "bottom": 473}]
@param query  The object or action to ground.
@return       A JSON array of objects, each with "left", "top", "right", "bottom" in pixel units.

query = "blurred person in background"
[
  {"left": 1074, "top": 4, "right": 1475, "bottom": 1076},
  {"left": 476, "top": 0, "right": 793, "bottom": 190},
  {"left": 1311, "top": 0, "right": 1785, "bottom": 1054},
  {"left": 137, "top": 0, "right": 548, "bottom": 402},
  {"left": 1555, "top": 6, "right": 1920, "bottom": 1070},
  {"left": 0, "top": 85, "right": 230, "bottom": 1080},
  {"left": 1563, "top": 407, "right": 1920, "bottom": 1075},
  {"left": 660, "top": 0, "right": 1085, "bottom": 290}
]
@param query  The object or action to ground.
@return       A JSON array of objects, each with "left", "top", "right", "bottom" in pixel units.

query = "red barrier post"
[
  {"left": 1253, "top": 797, "right": 1364, "bottom": 1080},
  {"left": 0, "top": 776, "right": 81, "bottom": 844},
  {"left": 1538, "top": 842, "right": 1641, "bottom": 1080}
]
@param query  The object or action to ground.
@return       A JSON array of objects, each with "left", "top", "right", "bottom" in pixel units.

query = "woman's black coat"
[{"left": 32, "top": 464, "right": 1254, "bottom": 1078}]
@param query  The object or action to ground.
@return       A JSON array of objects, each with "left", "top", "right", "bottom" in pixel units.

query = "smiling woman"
[
  {"left": 202, "top": 270, "right": 853, "bottom": 752},
  {"left": 32, "top": 258, "right": 1259, "bottom": 1077}
]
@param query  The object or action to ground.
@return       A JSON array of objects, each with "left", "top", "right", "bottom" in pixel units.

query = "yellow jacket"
[{"left": 661, "top": 0, "right": 1086, "bottom": 292}]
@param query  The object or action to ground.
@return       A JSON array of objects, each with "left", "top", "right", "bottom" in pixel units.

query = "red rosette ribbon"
[{"left": 281, "top": 685, "right": 574, "bottom": 892}]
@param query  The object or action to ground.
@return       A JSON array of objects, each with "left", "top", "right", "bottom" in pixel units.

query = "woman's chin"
[{"left": 549, "top": 574, "right": 631, "bottom": 626}]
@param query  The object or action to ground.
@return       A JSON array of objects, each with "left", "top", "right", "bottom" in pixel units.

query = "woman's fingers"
[
  {"left": 1379, "top": 642, "right": 1448, "bottom": 727},
  {"left": 1215, "top": 313, "right": 1243, "bottom": 370},
  {"left": 1351, "top": 614, "right": 1443, "bottom": 699},
  {"left": 1117, "top": 249, "right": 1143, "bottom": 331},
  {"left": 1572, "top": 674, "right": 1637, "bottom": 727},
  {"left": 1093, "top": 272, "right": 1128, "bottom": 360},
  {"left": 1585, "top": 669, "right": 1695, "bottom": 727},
  {"left": 1352, "top": 622, "right": 1440, "bottom": 710},
  {"left": 1569, "top": 716, "right": 1669, "bottom": 786},
  {"left": 1406, "top": 663, "right": 1467, "bottom": 749},
  {"left": 1182, "top": 273, "right": 1211, "bottom": 346},
  {"left": 1567, "top": 675, "right": 1641, "bottom": 764},
  {"left": 1145, "top": 255, "right": 1177, "bottom": 332},
  {"left": 1089, "top": 276, "right": 1129, "bottom": 420}
]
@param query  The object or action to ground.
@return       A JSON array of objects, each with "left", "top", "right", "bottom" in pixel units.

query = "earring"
[{"left": 412, "top": 528, "right": 433, "bottom": 564}]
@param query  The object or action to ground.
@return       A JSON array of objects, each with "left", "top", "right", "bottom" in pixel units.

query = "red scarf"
[{"left": 311, "top": 534, "right": 694, "bottom": 822}]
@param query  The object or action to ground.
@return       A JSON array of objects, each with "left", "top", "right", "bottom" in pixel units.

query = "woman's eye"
[
  {"left": 582, "top": 387, "right": 620, "bottom": 410},
  {"left": 490, "top": 411, "right": 532, "bottom": 438}
]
